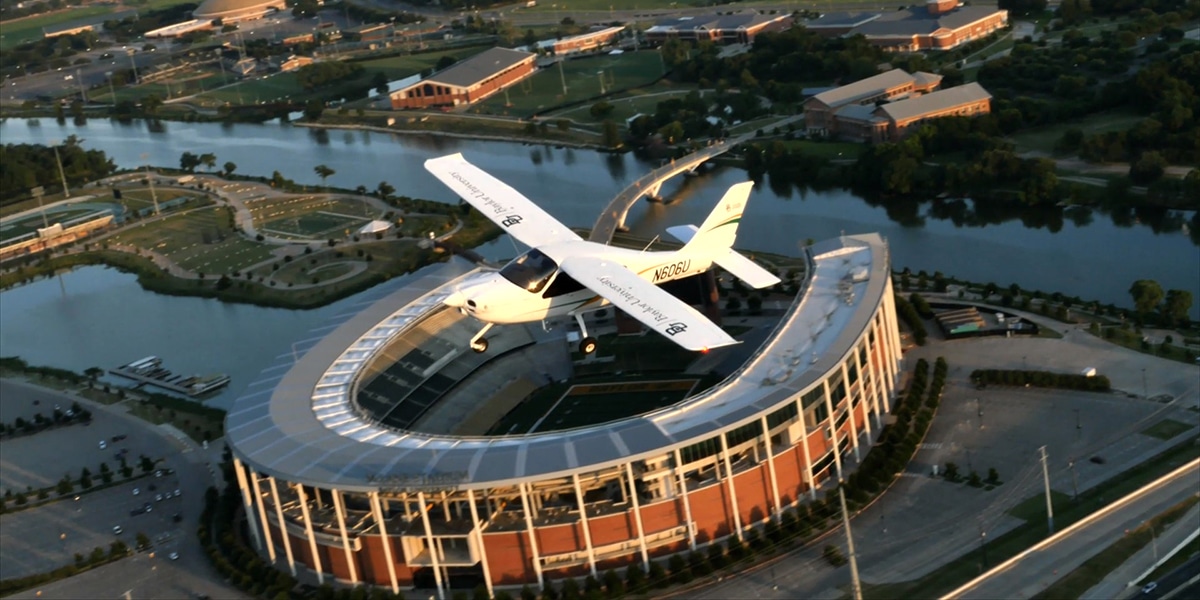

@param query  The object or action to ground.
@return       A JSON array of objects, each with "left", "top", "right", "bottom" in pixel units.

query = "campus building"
[
  {"left": 389, "top": 48, "right": 536, "bottom": 110},
  {"left": 227, "top": 233, "right": 904, "bottom": 597},
  {"left": 803, "top": 69, "right": 992, "bottom": 142},
  {"left": 531, "top": 26, "right": 624, "bottom": 56},
  {"left": 192, "top": 0, "right": 286, "bottom": 24},
  {"left": 806, "top": 0, "right": 1009, "bottom": 52},
  {"left": 644, "top": 12, "right": 793, "bottom": 46}
]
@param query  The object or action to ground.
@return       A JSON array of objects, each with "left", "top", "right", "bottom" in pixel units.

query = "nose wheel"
[{"left": 573, "top": 313, "right": 598, "bottom": 355}]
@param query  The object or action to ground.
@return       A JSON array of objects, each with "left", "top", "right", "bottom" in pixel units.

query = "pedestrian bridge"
[{"left": 588, "top": 134, "right": 750, "bottom": 243}]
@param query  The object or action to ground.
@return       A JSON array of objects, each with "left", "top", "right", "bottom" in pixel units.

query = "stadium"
[
  {"left": 226, "top": 232, "right": 903, "bottom": 597},
  {"left": 192, "top": 0, "right": 286, "bottom": 24}
]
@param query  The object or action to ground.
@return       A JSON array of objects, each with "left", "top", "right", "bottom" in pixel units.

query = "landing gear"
[
  {"left": 469, "top": 323, "right": 494, "bottom": 354},
  {"left": 573, "top": 313, "right": 598, "bottom": 355}
]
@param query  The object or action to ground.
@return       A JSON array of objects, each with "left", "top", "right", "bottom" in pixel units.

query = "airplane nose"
[{"left": 444, "top": 291, "right": 467, "bottom": 309}]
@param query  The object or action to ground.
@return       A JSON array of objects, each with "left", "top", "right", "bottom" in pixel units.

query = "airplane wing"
[
  {"left": 559, "top": 255, "right": 740, "bottom": 352},
  {"left": 424, "top": 153, "right": 582, "bottom": 248}
]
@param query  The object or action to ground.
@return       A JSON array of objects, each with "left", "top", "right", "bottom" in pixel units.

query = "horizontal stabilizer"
[{"left": 714, "top": 250, "right": 780, "bottom": 289}]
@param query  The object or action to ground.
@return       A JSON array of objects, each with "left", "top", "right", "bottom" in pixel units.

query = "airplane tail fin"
[
  {"left": 667, "top": 181, "right": 780, "bottom": 290},
  {"left": 680, "top": 181, "right": 754, "bottom": 255}
]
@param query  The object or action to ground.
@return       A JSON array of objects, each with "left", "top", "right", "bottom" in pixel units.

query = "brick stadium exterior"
[{"left": 227, "top": 234, "right": 904, "bottom": 597}]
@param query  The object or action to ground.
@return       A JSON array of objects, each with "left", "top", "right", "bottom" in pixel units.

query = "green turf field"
[
  {"left": 490, "top": 376, "right": 699, "bottom": 435},
  {"left": 250, "top": 195, "right": 382, "bottom": 240},
  {"left": 108, "top": 206, "right": 274, "bottom": 274},
  {"left": 1007, "top": 109, "right": 1144, "bottom": 155},
  {"left": 0, "top": 6, "right": 113, "bottom": 50},
  {"left": 474, "top": 51, "right": 667, "bottom": 117},
  {"left": 356, "top": 47, "right": 488, "bottom": 80}
]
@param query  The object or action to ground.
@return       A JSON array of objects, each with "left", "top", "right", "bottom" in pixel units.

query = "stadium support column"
[
  {"left": 332, "top": 490, "right": 359, "bottom": 583},
  {"left": 295, "top": 484, "right": 325, "bottom": 584},
  {"left": 268, "top": 476, "right": 297, "bottom": 576},
  {"left": 571, "top": 474, "right": 599, "bottom": 578},
  {"left": 799, "top": 411, "right": 817, "bottom": 501},
  {"left": 760, "top": 415, "right": 782, "bottom": 523},
  {"left": 841, "top": 363, "right": 862, "bottom": 463},
  {"left": 872, "top": 317, "right": 895, "bottom": 415},
  {"left": 369, "top": 492, "right": 400, "bottom": 594},
  {"left": 417, "top": 491, "right": 446, "bottom": 600},
  {"left": 233, "top": 458, "right": 262, "bottom": 551},
  {"left": 823, "top": 378, "right": 845, "bottom": 482},
  {"left": 248, "top": 467, "right": 277, "bottom": 563},
  {"left": 624, "top": 463, "right": 651, "bottom": 568},
  {"left": 853, "top": 345, "right": 877, "bottom": 439},
  {"left": 466, "top": 489, "right": 494, "bottom": 598},
  {"left": 673, "top": 449, "right": 697, "bottom": 550},
  {"left": 718, "top": 433, "right": 744, "bottom": 540},
  {"left": 518, "top": 483, "right": 545, "bottom": 589}
]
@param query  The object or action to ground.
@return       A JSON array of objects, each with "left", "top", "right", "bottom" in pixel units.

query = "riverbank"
[{"left": 297, "top": 111, "right": 610, "bottom": 150}]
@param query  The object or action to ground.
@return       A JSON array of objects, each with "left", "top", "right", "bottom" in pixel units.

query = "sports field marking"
[{"left": 528, "top": 378, "right": 699, "bottom": 433}]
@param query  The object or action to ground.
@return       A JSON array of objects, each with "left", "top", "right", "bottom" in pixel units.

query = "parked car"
[
  {"left": 169, "top": 552, "right": 179, "bottom": 561},
  {"left": 155, "top": 494, "right": 163, "bottom": 502},
  {"left": 112, "top": 525, "right": 123, "bottom": 535},
  {"left": 132, "top": 487, "right": 140, "bottom": 496},
  {"left": 99, "top": 440, "right": 107, "bottom": 450},
  {"left": 1142, "top": 582, "right": 1158, "bottom": 595}
]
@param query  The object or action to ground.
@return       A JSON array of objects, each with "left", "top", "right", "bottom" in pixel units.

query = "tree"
[
  {"left": 1161, "top": 289, "right": 1193, "bottom": 327},
  {"left": 199, "top": 153, "right": 216, "bottom": 172},
  {"left": 223, "top": 161, "right": 237, "bottom": 176},
  {"left": 314, "top": 164, "right": 335, "bottom": 189},
  {"left": 142, "top": 94, "right": 163, "bottom": 115},
  {"left": 601, "top": 120, "right": 622, "bottom": 149},
  {"left": 1129, "top": 151, "right": 1167, "bottom": 185},
  {"left": 998, "top": 0, "right": 1047, "bottom": 14},
  {"left": 1129, "top": 280, "right": 1164, "bottom": 317},
  {"left": 303, "top": 99, "right": 324, "bottom": 121},
  {"left": 590, "top": 101, "right": 614, "bottom": 119},
  {"left": 135, "top": 532, "right": 150, "bottom": 550},
  {"left": 179, "top": 152, "right": 201, "bottom": 173},
  {"left": 371, "top": 71, "right": 389, "bottom": 96},
  {"left": 376, "top": 181, "right": 395, "bottom": 199},
  {"left": 292, "top": 0, "right": 319, "bottom": 18}
]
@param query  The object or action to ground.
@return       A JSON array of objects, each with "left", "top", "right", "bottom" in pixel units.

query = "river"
[{"left": 0, "top": 118, "right": 1196, "bottom": 407}]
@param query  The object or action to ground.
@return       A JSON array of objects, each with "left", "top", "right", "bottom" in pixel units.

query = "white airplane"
[{"left": 424, "top": 153, "right": 780, "bottom": 355}]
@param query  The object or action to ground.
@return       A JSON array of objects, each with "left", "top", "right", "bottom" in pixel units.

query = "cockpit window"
[{"left": 499, "top": 248, "right": 558, "bottom": 294}]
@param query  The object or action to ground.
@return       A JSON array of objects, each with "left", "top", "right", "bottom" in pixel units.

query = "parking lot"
[{"left": 0, "top": 379, "right": 244, "bottom": 599}]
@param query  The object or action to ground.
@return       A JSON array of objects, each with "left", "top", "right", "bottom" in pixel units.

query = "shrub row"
[
  {"left": 970, "top": 369, "right": 1111, "bottom": 392},
  {"left": 894, "top": 295, "right": 929, "bottom": 345},
  {"left": 0, "top": 542, "right": 130, "bottom": 595},
  {"left": 0, "top": 401, "right": 92, "bottom": 439}
]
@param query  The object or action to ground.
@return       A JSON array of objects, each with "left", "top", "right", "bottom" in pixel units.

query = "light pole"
[
  {"left": 838, "top": 484, "right": 863, "bottom": 600},
  {"left": 1142, "top": 368, "right": 1148, "bottom": 399},
  {"left": 140, "top": 153, "right": 160, "bottom": 216},
  {"left": 127, "top": 49, "right": 138, "bottom": 85},
  {"left": 52, "top": 139, "right": 70, "bottom": 198},
  {"left": 977, "top": 522, "right": 988, "bottom": 571},
  {"left": 1039, "top": 446, "right": 1054, "bottom": 534},
  {"left": 976, "top": 398, "right": 983, "bottom": 429},
  {"left": 105, "top": 71, "right": 116, "bottom": 104},
  {"left": 1069, "top": 460, "right": 1079, "bottom": 501}
]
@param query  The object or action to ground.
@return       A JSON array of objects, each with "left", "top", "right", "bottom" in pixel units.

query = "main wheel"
[
  {"left": 579, "top": 337, "right": 598, "bottom": 355},
  {"left": 471, "top": 338, "right": 489, "bottom": 353}
]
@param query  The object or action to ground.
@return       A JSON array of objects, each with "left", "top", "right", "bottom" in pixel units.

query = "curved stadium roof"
[{"left": 226, "top": 234, "right": 889, "bottom": 493}]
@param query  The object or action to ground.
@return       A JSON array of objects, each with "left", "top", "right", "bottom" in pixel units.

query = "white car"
[
  {"left": 99, "top": 440, "right": 107, "bottom": 450},
  {"left": 169, "top": 552, "right": 179, "bottom": 561},
  {"left": 132, "top": 487, "right": 140, "bottom": 496},
  {"left": 174, "top": 488, "right": 181, "bottom": 497},
  {"left": 112, "top": 526, "right": 123, "bottom": 535}
]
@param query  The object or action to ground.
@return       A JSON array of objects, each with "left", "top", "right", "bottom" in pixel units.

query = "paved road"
[
  {"left": 1085, "top": 508, "right": 1200, "bottom": 599},
  {"left": 955, "top": 464, "right": 1200, "bottom": 599}
]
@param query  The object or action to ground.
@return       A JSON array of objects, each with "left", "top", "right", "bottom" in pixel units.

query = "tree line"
[{"left": 0, "top": 139, "right": 116, "bottom": 205}]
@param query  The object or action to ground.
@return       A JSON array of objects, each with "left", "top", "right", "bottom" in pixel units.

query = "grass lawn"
[
  {"left": 1140, "top": 418, "right": 1194, "bottom": 440},
  {"left": 268, "top": 257, "right": 358, "bottom": 286},
  {"left": 473, "top": 51, "right": 666, "bottom": 118},
  {"left": 1008, "top": 109, "right": 1144, "bottom": 155},
  {"left": 108, "top": 206, "right": 275, "bottom": 274},
  {"left": 0, "top": 6, "right": 113, "bottom": 50},
  {"left": 551, "top": 85, "right": 697, "bottom": 124},
  {"left": 355, "top": 47, "right": 488, "bottom": 80}
]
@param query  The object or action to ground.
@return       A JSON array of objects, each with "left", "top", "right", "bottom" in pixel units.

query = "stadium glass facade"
[{"left": 228, "top": 234, "right": 903, "bottom": 597}]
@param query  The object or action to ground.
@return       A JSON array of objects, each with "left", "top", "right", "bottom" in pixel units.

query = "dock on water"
[{"left": 109, "top": 356, "right": 230, "bottom": 397}]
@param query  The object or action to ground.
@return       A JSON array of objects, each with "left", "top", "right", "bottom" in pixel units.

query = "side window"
[{"left": 543, "top": 272, "right": 586, "bottom": 298}]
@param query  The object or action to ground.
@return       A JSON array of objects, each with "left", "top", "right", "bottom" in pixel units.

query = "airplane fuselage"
[{"left": 446, "top": 240, "right": 716, "bottom": 325}]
